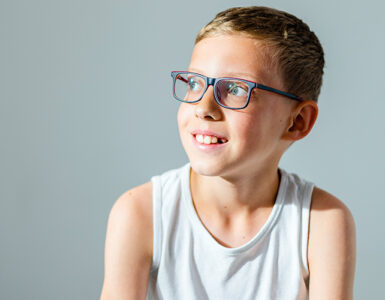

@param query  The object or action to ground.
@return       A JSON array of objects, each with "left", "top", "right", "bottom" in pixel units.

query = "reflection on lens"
[
  {"left": 174, "top": 73, "right": 205, "bottom": 102},
  {"left": 216, "top": 79, "right": 249, "bottom": 108}
]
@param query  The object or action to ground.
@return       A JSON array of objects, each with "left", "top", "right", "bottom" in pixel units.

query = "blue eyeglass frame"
[{"left": 171, "top": 71, "right": 303, "bottom": 110}]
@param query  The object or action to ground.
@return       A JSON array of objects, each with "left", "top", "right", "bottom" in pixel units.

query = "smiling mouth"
[{"left": 193, "top": 134, "right": 228, "bottom": 145}]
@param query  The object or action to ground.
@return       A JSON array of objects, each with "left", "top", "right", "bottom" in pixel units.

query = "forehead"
[{"left": 188, "top": 35, "right": 281, "bottom": 86}]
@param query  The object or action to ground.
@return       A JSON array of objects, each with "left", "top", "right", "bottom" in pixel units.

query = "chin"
[
  {"left": 189, "top": 159, "right": 226, "bottom": 177},
  {"left": 182, "top": 135, "right": 232, "bottom": 177}
]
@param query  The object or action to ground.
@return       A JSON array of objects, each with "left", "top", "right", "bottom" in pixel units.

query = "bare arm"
[
  {"left": 100, "top": 182, "right": 153, "bottom": 300},
  {"left": 308, "top": 187, "right": 357, "bottom": 300}
]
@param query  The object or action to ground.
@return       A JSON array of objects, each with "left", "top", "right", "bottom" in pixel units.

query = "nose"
[{"left": 194, "top": 85, "right": 223, "bottom": 120}]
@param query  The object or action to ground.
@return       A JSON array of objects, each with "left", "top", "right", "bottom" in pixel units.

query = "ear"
[{"left": 282, "top": 100, "right": 318, "bottom": 142}]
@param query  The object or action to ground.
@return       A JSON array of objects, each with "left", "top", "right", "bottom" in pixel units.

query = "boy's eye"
[
  {"left": 225, "top": 81, "right": 248, "bottom": 97},
  {"left": 187, "top": 77, "right": 202, "bottom": 91}
]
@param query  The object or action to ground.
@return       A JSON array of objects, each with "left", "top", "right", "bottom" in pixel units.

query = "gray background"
[{"left": 1, "top": 0, "right": 384, "bottom": 299}]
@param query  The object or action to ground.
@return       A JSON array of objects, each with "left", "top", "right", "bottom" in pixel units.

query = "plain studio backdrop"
[{"left": 0, "top": 0, "right": 384, "bottom": 299}]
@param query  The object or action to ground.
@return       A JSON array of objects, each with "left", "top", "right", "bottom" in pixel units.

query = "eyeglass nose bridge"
[
  {"left": 206, "top": 77, "right": 216, "bottom": 86},
  {"left": 199, "top": 76, "right": 219, "bottom": 104}
]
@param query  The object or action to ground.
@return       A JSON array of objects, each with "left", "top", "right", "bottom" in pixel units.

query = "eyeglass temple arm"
[
  {"left": 171, "top": 72, "right": 189, "bottom": 83},
  {"left": 178, "top": 77, "right": 188, "bottom": 84},
  {"left": 256, "top": 83, "right": 303, "bottom": 101}
]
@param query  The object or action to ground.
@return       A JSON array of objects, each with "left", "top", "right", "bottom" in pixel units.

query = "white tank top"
[{"left": 146, "top": 162, "right": 315, "bottom": 300}]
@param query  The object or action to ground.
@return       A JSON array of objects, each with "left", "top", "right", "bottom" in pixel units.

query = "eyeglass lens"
[{"left": 174, "top": 73, "right": 249, "bottom": 109}]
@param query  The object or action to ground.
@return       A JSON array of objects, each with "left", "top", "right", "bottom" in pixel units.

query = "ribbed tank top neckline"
[{"left": 181, "top": 162, "right": 288, "bottom": 256}]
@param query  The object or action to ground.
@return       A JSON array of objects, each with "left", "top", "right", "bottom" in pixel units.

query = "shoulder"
[
  {"left": 101, "top": 181, "right": 153, "bottom": 298},
  {"left": 109, "top": 181, "right": 153, "bottom": 259},
  {"left": 307, "top": 186, "right": 356, "bottom": 299},
  {"left": 113, "top": 181, "right": 153, "bottom": 214},
  {"left": 309, "top": 186, "right": 355, "bottom": 227},
  {"left": 309, "top": 186, "right": 356, "bottom": 239}
]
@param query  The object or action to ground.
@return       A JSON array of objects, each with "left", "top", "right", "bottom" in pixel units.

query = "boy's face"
[{"left": 177, "top": 34, "right": 296, "bottom": 178}]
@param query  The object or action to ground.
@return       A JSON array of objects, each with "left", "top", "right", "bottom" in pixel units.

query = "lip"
[{"left": 191, "top": 133, "right": 228, "bottom": 151}]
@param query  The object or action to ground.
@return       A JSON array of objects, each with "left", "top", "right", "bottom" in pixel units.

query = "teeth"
[
  {"left": 196, "top": 134, "right": 204, "bottom": 143},
  {"left": 203, "top": 136, "right": 213, "bottom": 144},
  {"left": 195, "top": 134, "right": 223, "bottom": 144}
]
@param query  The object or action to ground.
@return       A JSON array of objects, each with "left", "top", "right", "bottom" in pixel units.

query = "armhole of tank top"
[
  {"left": 301, "top": 181, "right": 315, "bottom": 278},
  {"left": 150, "top": 175, "right": 162, "bottom": 273}
]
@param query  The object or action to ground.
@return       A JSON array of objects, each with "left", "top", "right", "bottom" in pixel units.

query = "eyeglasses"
[{"left": 171, "top": 71, "right": 303, "bottom": 110}]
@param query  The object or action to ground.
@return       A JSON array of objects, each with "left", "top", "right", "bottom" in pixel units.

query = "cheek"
[
  {"left": 177, "top": 105, "right": 182, "bottom": 127},
  {"left": 234, "top": 114, "right": 263, "bottom": 140},
  {"left": 177, "top": 103, "right": 190, "bottom": 132},
  {"left": 177, "top": 104, "right": 194, "bottom": 151},
  {"left": 230, "top": 113, "right": 270, "bottom": 151}
]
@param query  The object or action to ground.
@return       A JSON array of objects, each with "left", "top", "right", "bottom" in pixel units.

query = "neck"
[{"left": 190, "top": 164, "right": 281, "bottom": 220}]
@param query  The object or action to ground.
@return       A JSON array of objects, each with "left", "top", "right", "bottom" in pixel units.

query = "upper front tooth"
[
  {"left": 203, "top": 136, "right": 211, "bottom": 144},
  {"left": 196, "top": 134, "right": 204, "bottom": 143}
]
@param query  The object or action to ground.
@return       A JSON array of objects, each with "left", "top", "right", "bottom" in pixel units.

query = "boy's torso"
[{"left": 131, "top": 178, "right": 332, "bottom": 268}]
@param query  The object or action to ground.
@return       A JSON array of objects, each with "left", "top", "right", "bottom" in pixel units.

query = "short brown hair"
[{"left": 195, "top": 6, "right": 325, "bottom": 102}]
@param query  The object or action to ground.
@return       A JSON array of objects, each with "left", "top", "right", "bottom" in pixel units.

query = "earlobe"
[{"left": 283, "top": 100, "right": 318, "bottom": 141}]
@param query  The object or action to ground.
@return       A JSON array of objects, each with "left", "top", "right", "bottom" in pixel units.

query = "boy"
[{"left": 100, "top": 6, "right": 356, "bottom": 300}]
